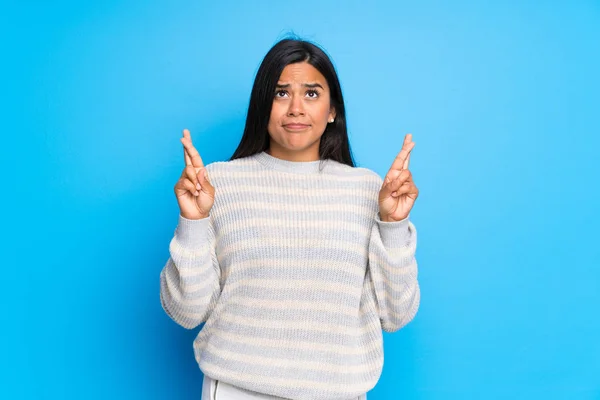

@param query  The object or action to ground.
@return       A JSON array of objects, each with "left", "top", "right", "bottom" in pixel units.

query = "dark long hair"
[{"left": 229, "top": 37, "right": 355, "bottom": 167}]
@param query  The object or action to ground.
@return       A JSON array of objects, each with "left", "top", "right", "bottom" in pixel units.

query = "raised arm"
[
  {"left": 368, "top": 133, "right": 420, "bottom": 332},
  {"left": 159, "top": 129, "right": 220, "bottom": 329}
]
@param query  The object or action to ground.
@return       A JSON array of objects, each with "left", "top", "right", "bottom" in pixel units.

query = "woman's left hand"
[{"left": 378, "top": 134, "right": 419, "bottom": 222}]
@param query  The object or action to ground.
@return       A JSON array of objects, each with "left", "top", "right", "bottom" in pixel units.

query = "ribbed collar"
[{"left": 254, "top": 151, "right": 329, "bottom": 174}]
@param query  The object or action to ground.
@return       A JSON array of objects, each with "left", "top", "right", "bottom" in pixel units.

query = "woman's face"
[{"left": 267, "top": 62, "right": 336, "bottom": 161}]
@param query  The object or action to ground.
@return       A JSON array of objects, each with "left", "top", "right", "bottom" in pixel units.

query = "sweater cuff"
[
  {"left": 174, "top": 215, "right": 210, "bottom": 250},
  {"left": 376, "top": 212, "right": 411, "bottom": 248}
]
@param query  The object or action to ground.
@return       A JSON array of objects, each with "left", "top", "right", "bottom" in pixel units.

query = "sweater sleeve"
[
  {"left": 159, "top": 214, "right": 222, "bottom": 329},
  {"left": 367, "top": 212, "right": 420, "bottom": 333}
]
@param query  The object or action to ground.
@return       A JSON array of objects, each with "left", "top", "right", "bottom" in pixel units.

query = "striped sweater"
[{"left": 159, "top": 150, "right": 420, "bottom": 400}]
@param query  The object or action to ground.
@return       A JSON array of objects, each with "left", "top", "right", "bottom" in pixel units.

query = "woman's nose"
[{"left": 287, "top": 96, "right": 305, "bottom": 116}]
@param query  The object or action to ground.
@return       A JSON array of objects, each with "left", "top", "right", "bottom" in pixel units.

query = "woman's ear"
[{"left": 329, "top": 107, "right": 337, "bottom": 122}]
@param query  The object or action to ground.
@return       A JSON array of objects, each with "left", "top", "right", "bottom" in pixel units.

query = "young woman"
[{"left": 160, "top": 38, "right": 420, "bottom": 400}]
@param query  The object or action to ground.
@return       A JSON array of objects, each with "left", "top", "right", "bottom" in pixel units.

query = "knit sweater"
[{"left": 159, "top": 150, "right": 420, "bottom": 400}]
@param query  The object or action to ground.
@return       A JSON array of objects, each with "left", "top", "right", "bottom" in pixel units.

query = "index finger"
[
  {"left": 403, "top": 134, "right": 413, "bottom": 170},
  {"left": 181, "top": 129, "right": 205, "bottom": 168},
  {"left": 390, "top": 134, "right": 414, "bottom": 172},
  {"left": 183, "top": 146, "right": 192, "bottom": 167},
  {"left": 182, "top": 129, "right": 192, "bottom": 166}
]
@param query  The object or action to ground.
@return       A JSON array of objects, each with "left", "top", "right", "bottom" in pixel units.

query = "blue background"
[{"left": 2, "top": 1, "right": 599, "bottom": 399}]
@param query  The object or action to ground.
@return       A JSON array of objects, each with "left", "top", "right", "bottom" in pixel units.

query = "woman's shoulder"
[
  {"left": 204, "top": 157, "right": 251, "bottom": 173},
  {"left": 203, "top": 155, "right": 261, "bottom": 184},
  {"left": 325, "top": 160, "right": 384, "bottom": 186}
]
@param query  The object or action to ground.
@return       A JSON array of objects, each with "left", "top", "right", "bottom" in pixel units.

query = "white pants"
[{"left": 201, "top": 375, "right": 367, "bottom": 400}]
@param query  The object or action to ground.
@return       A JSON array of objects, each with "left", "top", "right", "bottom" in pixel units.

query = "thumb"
[
  {"left": 197, "top": 168, "right": 214, "bottom": 194},
  {"left": 379, "top": 177, "right": 397, "bottom": 201}
]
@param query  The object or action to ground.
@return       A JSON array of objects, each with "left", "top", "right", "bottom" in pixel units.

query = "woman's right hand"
[{"left": 174, "top": 129, "right": 215, "bottom": 220}]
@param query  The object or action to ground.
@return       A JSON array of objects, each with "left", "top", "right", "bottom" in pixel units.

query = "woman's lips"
[{"left": 283, "top": 124, "right": 310, "bottom": 131}]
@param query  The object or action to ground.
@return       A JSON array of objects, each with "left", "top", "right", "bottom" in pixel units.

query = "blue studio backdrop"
[{"left": 2, "top": 1, "right": 599, "bottom": 399}]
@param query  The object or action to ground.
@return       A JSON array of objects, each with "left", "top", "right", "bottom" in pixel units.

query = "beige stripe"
[
  {"left": 218, "top": 312, "right": 366, "bottom": 336},
  {"left": 384, "top": 284, "right": 419, "bottom": 306},
  {"left": 368, "top": 266, "right": 418, "bottom": 299},
  {"left": 163, "top": 297, "right": 208, "bottom": 321},
  {"left": 167, "top": 291, "right": 214, "bottom": 308},
  {"left": 372, "top": 274, "right": 417, "bottom": 293},
  {"left": 222, "top": 258, "right": 364, "bottom": 280},
  {"left": 163, "top": 266, "right": 215, "bottom": 306},
  {"left": 182, "top": 274, "right": 363, "bottom": 295},
  {"left": 218, "top": 237, "right": 367, "bottom": 260},
  {"left": 175, "top": 258, "right": 214, "bottom": 277},
  {"left": 369, "top": 251, "right": 416, "bottom": 268},
  {"left": 223, "top": 201, "right": 374, "bottom": 213},
  {"left": 218, "top": 217, "right": 368, "bottom": 237},
  {"left": 221, "top": 278, "right": 362, "bottom": 299},
  {"left": 206, "top": 329, "right": 381, "bottom": 356},
  {"left": 166, "top": 279, "right": 212, "bottom": 307},
  {"left": 198, "top": 363, "right": 379, "bottom": 392},
  {"left": 368, "top": 261, "right": 418, "bottom": 292},
  {"left": 169, "top": 240, "right": 210, "bottom": 258},
  {"left": 216, "top": 287, "right": 417, "bottom": 321},
  {"left": 211, "top": 202, "right": 375, "bottom": 219},
  {"left": 226, "top": 297, "right": 360, "bottom": 317},
  {"left": 170, "top": 307, "right": 205, "bottom": 322},
  {"left": 217, "top": 184, "right": 377, "bottom": 198},
  {"left": 177, "top": 261, "right": 218, "bottom": 279},
  {"left": 387, "top": 245, "right": 417, "bottom": 259},
  {"left": 374, "top": 289, "right": 420, "bottom": 319},
  {"left": 212, "top": 170, "right": 382, "bottom": 184},
  {"left": 203, "top": 340, "right": 379, "bottom": 375}
]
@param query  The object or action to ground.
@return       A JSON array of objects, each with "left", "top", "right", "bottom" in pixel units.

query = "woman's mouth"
[{"left": 283, "top": 124, "right": 310, "bottom": 131}]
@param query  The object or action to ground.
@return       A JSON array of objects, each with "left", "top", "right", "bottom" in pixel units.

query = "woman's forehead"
[{"left": 278, "top": 62, "right": 327, "bottom": 87}]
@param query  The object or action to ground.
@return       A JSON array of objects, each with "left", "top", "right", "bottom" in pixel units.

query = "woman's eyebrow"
[
  {"left": 304, "top": 83, "right": 324, "bottom": 89},
  {"left": 276, "top": 83, "right": 325, "bottom": 89}
]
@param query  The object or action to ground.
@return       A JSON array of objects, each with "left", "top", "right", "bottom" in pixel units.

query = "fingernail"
[
  {"left": 194, "top": 191, "right": 199, "bottom": 196},
  {"left": 196, "top": 183, "right": 201, "bottom": 190}
]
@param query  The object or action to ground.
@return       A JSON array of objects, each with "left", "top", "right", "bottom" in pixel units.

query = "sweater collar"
[{"left": 254, "top": 151, "right": 329, "bottom": 174}]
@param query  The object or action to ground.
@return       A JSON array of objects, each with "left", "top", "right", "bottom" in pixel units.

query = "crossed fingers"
[
  {"left": 181, "top": 129, "right": 205, "bottom": 169},
  {"left": 385, "top": 133, "right": 414, "bottom": 184}
]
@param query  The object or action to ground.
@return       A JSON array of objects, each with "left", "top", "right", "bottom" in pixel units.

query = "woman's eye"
[{"left": 275, "top": 89, "right": 319, "bottom": 98}]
